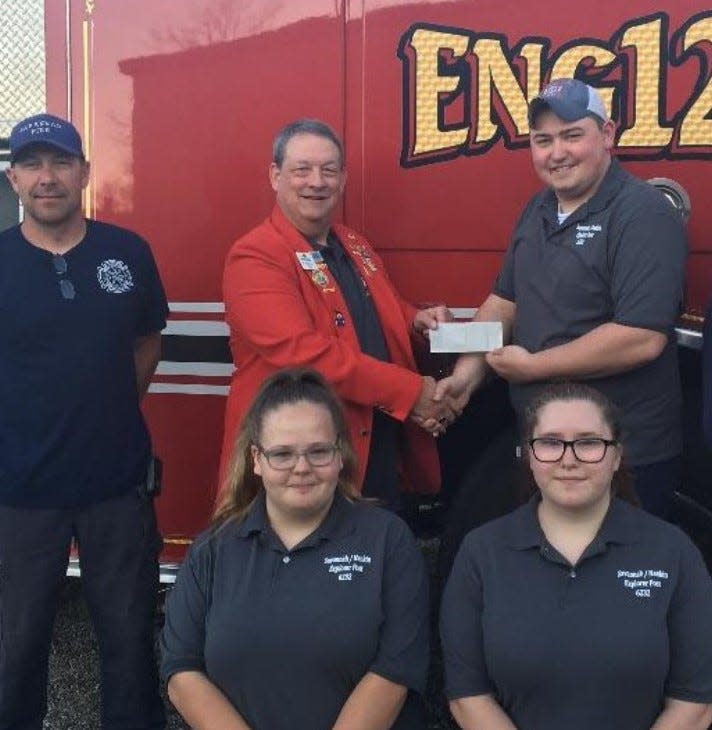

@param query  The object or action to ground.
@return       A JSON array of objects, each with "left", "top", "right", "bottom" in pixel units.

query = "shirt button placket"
[
  {"left": 559, "top": 566, "right": 578, "bottom": 608},
  {"left": 270, "top": 551, "right": 292, "bottom": 587}
]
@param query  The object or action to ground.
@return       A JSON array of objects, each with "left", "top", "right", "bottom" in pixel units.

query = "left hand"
[
  {"left": 409, "top": 376, "right": 457, "bottom": 436},
  {"left": 485, "top": 345, "right": 539, "bottom": 383},
  {"left": 412, "top": 305, "right": 452, "bottom": 339}
]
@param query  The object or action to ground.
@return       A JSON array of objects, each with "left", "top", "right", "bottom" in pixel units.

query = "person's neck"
[
  {"left": 308, "top": 228, "right": 330, "bottom": 247},
  {"left": 266, "top": 502, "right": 332, "bottom": 551},
  {"left": 21, "top": 216, "right": 87, "bottom": 255},
  {"left": 295, "top": 220, "right": 330, "bottom": 247},
  {"left": 537, "top": 493, "right": 610, "bottom": 566},
  {"left": 556, "top": 198, "right": 584, "bottom": 216}
]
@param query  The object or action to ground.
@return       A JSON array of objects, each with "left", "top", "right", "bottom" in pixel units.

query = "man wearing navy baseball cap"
[
  {"left": 8, "top": 112, "right": 85, "bottom": 161},
  {"left": 527, "top": 77, "right": 608, "bottom": 125},
  {"left": 438, "top": 78, "right": 687, "bottom": 522},
  {"left": 0, "top": 113, "right": 168, "bottom": 728}
]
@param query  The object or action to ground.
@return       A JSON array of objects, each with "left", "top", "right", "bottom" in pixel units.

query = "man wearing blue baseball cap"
[
  {"left": 0, "top": 113, "right": 167, "bottom": 729},
  {"left": 437, "top": 78, "right": 687, "bottom": 520}
]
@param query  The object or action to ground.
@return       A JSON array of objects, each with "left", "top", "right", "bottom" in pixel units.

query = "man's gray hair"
[{"left": 272, "top": 119, "right": 344, "bottom": 168}]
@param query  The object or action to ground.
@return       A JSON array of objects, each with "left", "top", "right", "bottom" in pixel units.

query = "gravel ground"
[
  {"left": 44, "top": 539, "right": 455, "bottom": 730},
  {"left": 45, "top": 579, "right": 187, "bottom": 730}
]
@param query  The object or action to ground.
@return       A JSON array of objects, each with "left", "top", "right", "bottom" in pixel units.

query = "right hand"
[
  {"left": 410, "top": 376, "right": 458, "bottom": 436},
  {"left": 432, "top": 374, "right": 474, "bottom": 415}
]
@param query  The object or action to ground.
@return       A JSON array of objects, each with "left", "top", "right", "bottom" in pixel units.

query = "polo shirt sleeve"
[
  {"left": 159, "top": 541, "right": 212, "bottom": 682},
  {"left": 368, "top": 518, "right": 429, "bottom": 693},
  {"left": 664, "top": 535, "right": 712, "bottom": 703},
  {"left": 136, "top": 237, "right": 169, "bottom": 337},
  {"left": 493, "top": 241, "right": 516, "bottom": 302},
  {"left": 493, "top": 199, "right": 537, "bottom": 303},
  {"left": 439, "top": 533, "right": 494, "bottom": 700},
  {"left": 609, "top": 208, "right": 686, "bottom": 333}
]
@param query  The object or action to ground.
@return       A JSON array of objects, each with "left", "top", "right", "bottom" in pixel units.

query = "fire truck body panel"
[{"left": 37, "top": 0, "right": 710, "bottom": 574}]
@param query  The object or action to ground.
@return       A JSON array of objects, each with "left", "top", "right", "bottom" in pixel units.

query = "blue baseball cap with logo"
[
  {"left": 528, "top": 79, "right": 608, "bottom": 127},
  {"left": 9, "top": 113, "right": 84, "bottom": 162}
]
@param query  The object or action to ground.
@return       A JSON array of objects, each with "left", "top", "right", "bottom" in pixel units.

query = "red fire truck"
[{"left": 36, "top": 0, "right": 711, "bottom": 578}]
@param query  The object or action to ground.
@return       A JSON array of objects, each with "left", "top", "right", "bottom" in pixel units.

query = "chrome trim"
[
  {"left": 163, "top": 320, "right": 229, "bottom": 336},
  {"left": 66, "top": 556, "right": 81, "bottom": 578},
  {"left": 66, "top": 556, "right": 180, "bottom": 584},
  {"left": 647, "top": 178, "right": 692, "bottom": 224},
  {"left": 677, "top": 327, "right": 703, "bottom": 351},
  {"left": 450, "top": 308, "right": 703, "bottom": 351},
  {"left": 159, "top": 564, "right": 180, "bottom": 584},
  {"left": 155, "top": 361, "right": 234, "bottom": 377},
  {"left": 169, "top": 301, "right": 225, "bottom": 313},
  {"left": 148, "top": 382, "right": 229, "bottom": 396}
]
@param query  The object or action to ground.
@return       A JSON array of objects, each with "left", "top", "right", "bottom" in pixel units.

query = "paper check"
[{"left": 429, "top": 322, "right": 503, "bottom": 353}]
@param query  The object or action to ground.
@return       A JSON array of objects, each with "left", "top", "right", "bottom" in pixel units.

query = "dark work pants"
[
  {"left": 630, "top": 455, "right": 682, "bottom": 521},
  {"left": 0, "top": 490, "right": 165, "bottom": 730}
]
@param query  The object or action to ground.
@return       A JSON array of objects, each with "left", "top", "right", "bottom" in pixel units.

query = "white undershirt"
[{"left": 557, "top": 205, "right": 571, "bottom": 225}]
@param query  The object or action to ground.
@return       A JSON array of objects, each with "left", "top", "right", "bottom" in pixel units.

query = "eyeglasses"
[
  {"left": 52, "top": 255, "right": 76, "bottom": 300},
  {"left": 256, "top": 442, "right": 340, "bottom": 470},
  {"left": 529, "top": 437, "right": 618, "bottom": 463}
]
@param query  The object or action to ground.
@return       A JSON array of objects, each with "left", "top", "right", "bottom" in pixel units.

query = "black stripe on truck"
[{"left": 161, "top": 335, "right": 232, "bottom": 364}]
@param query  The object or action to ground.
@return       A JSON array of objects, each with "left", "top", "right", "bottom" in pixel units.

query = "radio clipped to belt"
[{"left": 139, "top": 455, "right": 163, "bottom": 498}]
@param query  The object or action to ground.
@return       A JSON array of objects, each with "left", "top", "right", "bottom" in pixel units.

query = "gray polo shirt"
[
  {"left": 440, "top": 497, "right": 712, "bottom": 730},
  {"left": 161, "top": 492, "right": 429, "bottom": 729},
  {"left": 494, "top": 160, "right": 686, "bottom": 466}
]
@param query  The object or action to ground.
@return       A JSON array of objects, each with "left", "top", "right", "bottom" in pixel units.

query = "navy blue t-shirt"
[{"left": 0, "top": 220, "right": 168, "bottom": 507}]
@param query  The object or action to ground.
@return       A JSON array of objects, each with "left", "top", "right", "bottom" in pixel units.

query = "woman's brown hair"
[
  {"left": 523, "top": 382, "right": 639, "bottom": 505},
  {"left": 212, "top": 368, "right": 359, "bottom": 527}
]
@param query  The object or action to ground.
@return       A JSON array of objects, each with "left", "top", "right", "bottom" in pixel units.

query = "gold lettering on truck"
[
  {"left": 617, "top": 16, "right": 673, "bottom": 147},
  {"left": 399, "top": 12, "right": 712, "bottom": 167},
  {"left": 472, "top": 37, "right": 530, "bottom": 143},
  {"left": 408, "top": 28, "right": 469, "bottom": 156},
  {"left": 676, "top": 15, "right": 712, "bottom": 148}
]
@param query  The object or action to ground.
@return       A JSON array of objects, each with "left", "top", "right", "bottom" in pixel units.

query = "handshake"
[
  {"left": 408, "top": 304, "right": 473, "bottom": 437},
  {"left": 409, "top": 374, "right": 472, "bottom": 437}
]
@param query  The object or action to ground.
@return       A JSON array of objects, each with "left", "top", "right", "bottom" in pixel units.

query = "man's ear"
[
  {"left": 5, "top": 166, "right": 18, "bottom": 193},
  {"left": 601, "top": 119, "right": 616, "bottom": 150},
  {"left": 268, "top": 162, "right": 280, "bottom": 192},
  {"left": 80, "top": 160, "right": 91, "bottom": 189}
]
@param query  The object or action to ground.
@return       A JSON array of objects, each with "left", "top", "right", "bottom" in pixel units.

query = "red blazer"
[{"left": 221, "top": 205, "right": 440, "bottom": 495}]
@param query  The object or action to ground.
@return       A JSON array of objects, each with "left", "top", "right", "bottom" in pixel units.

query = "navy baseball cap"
[
  {"left": 528, "top": 79, "right": 608, "bottom": 127},
  {"left": 9, "top": 113, "right": 84, "bottom": 162}
]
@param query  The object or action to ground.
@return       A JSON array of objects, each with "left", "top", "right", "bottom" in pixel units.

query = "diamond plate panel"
[{"left": 0, "top": 0, "right": 46, "bottom": 140}]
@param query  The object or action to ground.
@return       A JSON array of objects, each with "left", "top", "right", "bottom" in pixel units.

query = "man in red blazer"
[{"left": 222, "top": 119, "right": 453, "bottom": 508}]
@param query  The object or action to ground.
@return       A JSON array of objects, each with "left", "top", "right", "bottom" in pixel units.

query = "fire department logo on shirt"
[{"left": 96, "top": 259, "right": 134, "bottom": 294}]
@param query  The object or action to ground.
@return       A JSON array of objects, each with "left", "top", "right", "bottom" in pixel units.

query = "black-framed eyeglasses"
[
  {"left": 52, "top": 254, "right": 76, "bottom": 300},
  {"left": 529, "top": 437, "right": 618, "bottom": 463},
  {"left": 256, "top": 442, "right": 340, "bottom": 470}
]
